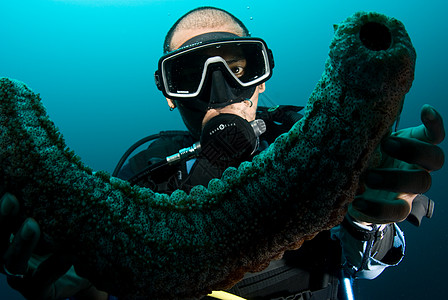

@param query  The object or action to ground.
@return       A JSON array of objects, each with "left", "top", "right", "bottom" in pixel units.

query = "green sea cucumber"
[{"left": 0, "top": 11, "right": 415, "bottom": 299}]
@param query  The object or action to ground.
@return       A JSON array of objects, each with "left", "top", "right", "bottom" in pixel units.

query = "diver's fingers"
[
  {"left": 0, "top": 193, "right": 21, "bottom": 256},
  {"left": 350, "top": 191, "right": 414, "bottom": 224},
  {"left": 420, "top": 104, "right": 445, "bottom": 144},
  {"left": 7, "top": 253, "right": 76, "bottom": 300},
  {"left": 3, "top": 218, "right": 40, "bottom": 276},
  {"left": 33, "top": 254, "right": 75, "bottom": 287},
  {"left": 365, "top": 168, "right": 431, "bottom": 194},
  {"left": 406, "top": 105, "right": 445, "bottom": 144},
  {"left": 381, "top": 136, "right": 445, "bottom": 171},
  {"left": 0, "top": 193, "right": 20, "bottom": 223}
]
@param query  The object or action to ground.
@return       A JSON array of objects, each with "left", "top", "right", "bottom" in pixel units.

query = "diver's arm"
[
  {"left": 333, "top": 105, "right": 444, "bottom": 279},
  {"left": 0, "top": 192, "right": 104, "bottom": 300}
]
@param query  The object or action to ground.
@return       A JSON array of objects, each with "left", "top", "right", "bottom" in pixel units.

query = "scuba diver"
[
  {"left": 0, "top": 6, "right": 445, "bottom": 300},
  {"left": 112, "top": 7, "right": 444, "bottom": 299}
]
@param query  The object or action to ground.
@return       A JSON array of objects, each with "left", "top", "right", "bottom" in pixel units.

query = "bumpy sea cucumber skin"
[{"left": 0, "top": 12, "right": 415, "bottom": 299}]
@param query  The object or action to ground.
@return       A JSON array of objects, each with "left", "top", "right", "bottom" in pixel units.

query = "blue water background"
[{"left": 1, "top": 0, "right": 446, "bottom": 299}]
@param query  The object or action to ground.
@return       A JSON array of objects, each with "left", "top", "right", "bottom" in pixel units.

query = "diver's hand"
[
  {"left": 0, "top": 192, "right": 81, "bottom": 299},
  {"left": 349, "top": 104, "right": 445, "bottom": 224}
]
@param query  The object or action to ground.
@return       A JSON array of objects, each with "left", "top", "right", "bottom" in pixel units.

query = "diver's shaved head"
[{"left": 164, "top": 6, "right": 250, "bottom": 53}]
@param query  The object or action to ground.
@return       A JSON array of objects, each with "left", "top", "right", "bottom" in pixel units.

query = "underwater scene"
[{"left": 0, "top": 0, "right": 446, "bottom": 299}]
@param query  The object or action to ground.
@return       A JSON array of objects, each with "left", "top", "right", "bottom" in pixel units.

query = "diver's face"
[{"left": 166, "top": 26, "right": 266, "bottom": 127}]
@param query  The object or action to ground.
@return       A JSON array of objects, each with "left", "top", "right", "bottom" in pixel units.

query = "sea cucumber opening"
[{"left": 359, "top": 22, "right": 392, "bottom": 51}]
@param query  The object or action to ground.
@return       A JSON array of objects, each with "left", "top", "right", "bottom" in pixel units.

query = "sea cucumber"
[{"left": 0, "top": 11, "right": 415, "bottom": 299}]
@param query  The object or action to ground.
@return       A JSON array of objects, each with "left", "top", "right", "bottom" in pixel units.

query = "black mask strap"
[{"left": 179, "top": 32, "right": 240, "bottom": 48}]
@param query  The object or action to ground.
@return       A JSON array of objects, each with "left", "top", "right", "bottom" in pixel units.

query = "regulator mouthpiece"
[{"left": 200, "top": 114, "right": 266, "bottom": 168}]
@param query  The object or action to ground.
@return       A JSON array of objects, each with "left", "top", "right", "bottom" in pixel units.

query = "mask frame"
[{"left": 154, "top": 37, "right": 274, "bottom": 101}]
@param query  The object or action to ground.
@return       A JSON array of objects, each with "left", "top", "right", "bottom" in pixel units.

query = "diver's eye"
[
  {"left": 226, "top": 57, "right": 247, "bottom": 78},
  {"left": 231, "top": 66, "right": 245, "bottom": 77}
]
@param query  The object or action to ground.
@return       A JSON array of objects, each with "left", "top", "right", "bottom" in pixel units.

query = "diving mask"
[{"left": 154, "top": 33, "right": 274, "bottom": 102}]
